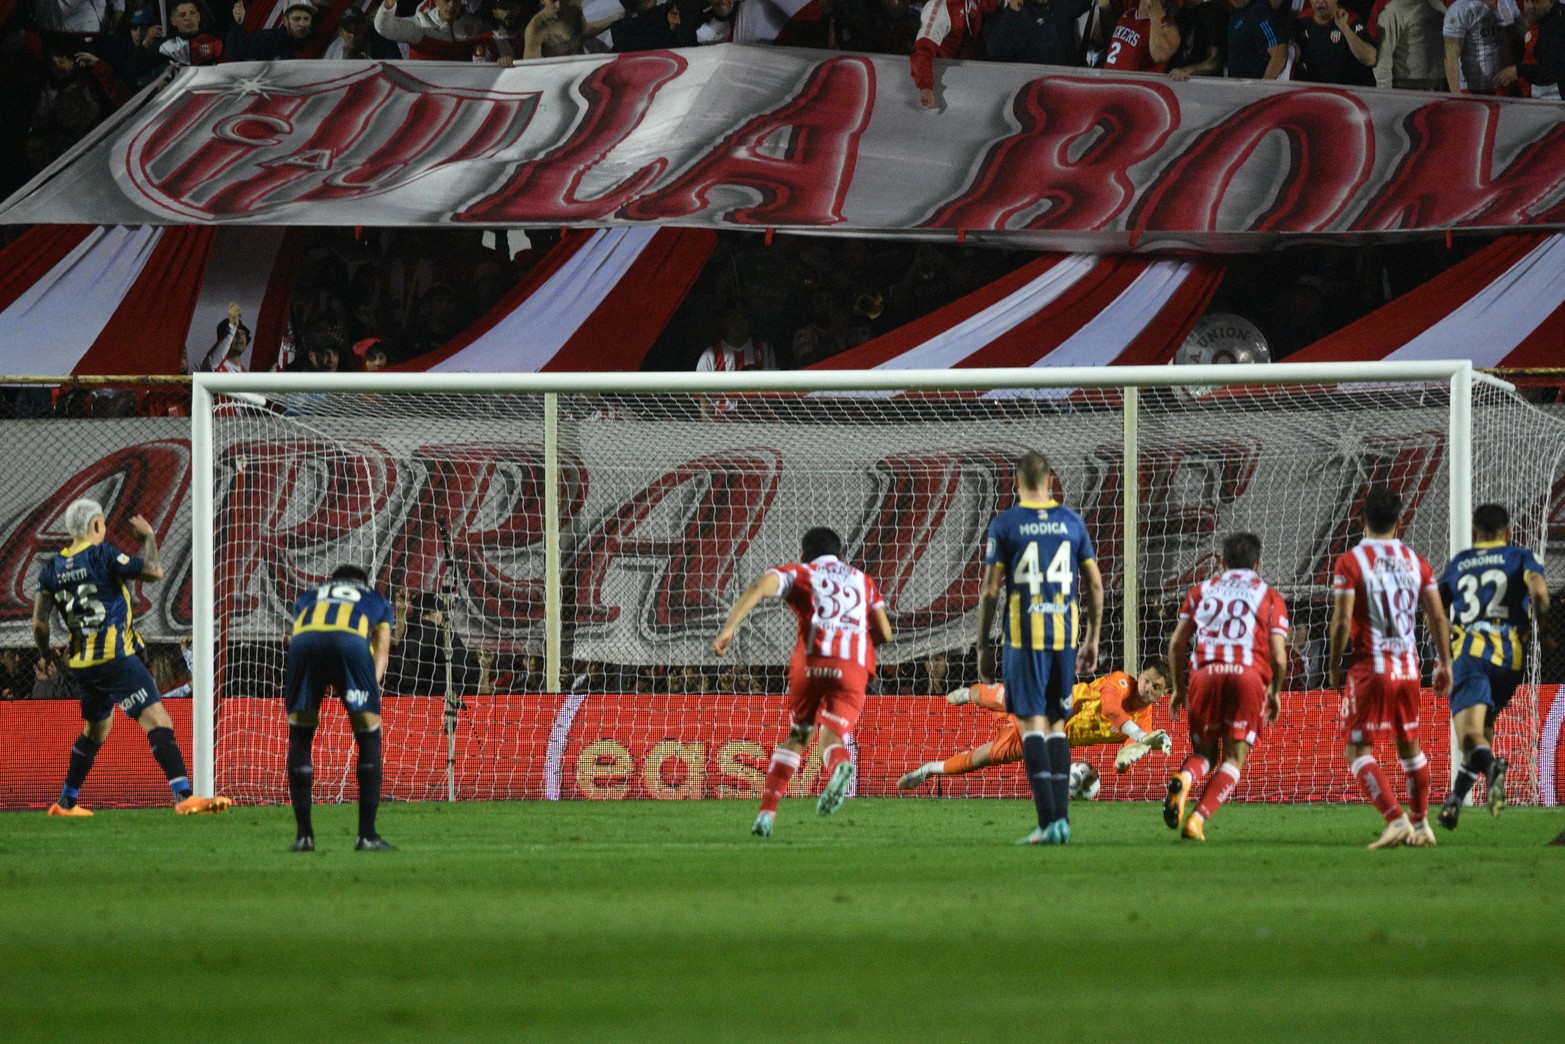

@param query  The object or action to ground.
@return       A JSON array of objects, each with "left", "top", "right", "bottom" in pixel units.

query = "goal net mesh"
[{"left": 204, "top": 377, "right": 1565, "bottom": 806}]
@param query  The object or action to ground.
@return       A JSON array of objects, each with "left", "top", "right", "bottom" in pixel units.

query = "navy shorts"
[
  {"left": 284, "top": 632, "right": 381, "bottom": 716},
  {"left": 71, "top": 656, "right": 161, "bottom": 723},
  {"left": 1001, "top": 645, "right": 1076, "bottom": 721},
  {"left": 1449, "top": 656, "right": 1523, "bottom": 717}
]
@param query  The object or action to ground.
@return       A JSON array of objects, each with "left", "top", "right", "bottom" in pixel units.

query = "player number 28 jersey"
[
  {"left": 985, "top": 502, "right": 1096, "bottom": 653},
  {"left": 1178, "top": 568, "right": 1290, "bottom": 681},
  {"left": 1332, "top": 538, "right": 1435, "bottom": 679},
  {"left": 769, "top": 555, "right": 885, "bottom": 678}
]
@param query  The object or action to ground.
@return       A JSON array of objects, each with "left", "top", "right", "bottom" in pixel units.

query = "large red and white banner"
[
  {"left": 4, "top": 49, "right": 1562, "bottom": 249},
  {"left": 4, "top": 686, "right": 1560, "bottom": 808}
]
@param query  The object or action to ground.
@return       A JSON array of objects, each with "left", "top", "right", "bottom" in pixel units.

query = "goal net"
[{"left": 190, "top": 365, "right": 1565, "bottom": 807}]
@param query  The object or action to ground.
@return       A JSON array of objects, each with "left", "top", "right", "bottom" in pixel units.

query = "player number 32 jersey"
[{"left": 769, "top": 555, "right": 885, "bottom": 679}]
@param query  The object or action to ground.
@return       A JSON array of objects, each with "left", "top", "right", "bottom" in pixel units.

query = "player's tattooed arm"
[
  {"left": 32, "top": 591, "right": 56, "bottom": 661},
  {"left": 129, "top": 514, "right": 165, "bottom": 582},
  {"left": 975, "top": 563, "right": 1005, "bottom": 683}
]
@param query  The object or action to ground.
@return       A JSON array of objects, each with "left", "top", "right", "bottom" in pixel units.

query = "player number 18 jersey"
[{"left": 1333, "top": 538, "right": 1434, "bottom": 680}]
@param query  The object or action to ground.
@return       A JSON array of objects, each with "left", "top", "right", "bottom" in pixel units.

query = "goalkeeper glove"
[
  {"left": 1144, "top": 729, "right": 1172, "bottom": 754},
  {"left": 946, "top": 686, "right": 972, "bottom": 706},
  {"left": 1115, "top": 741, "right": 1151, "bottom": 773}
]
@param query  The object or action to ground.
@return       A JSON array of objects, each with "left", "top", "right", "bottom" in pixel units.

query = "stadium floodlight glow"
[{"left": 190, "top": 362, "right": 1565, "bottom": 805}]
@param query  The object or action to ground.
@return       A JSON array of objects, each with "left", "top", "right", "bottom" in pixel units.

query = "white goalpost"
[{"left": 189, "top": 362, "right": 1565, "bottom": 807}]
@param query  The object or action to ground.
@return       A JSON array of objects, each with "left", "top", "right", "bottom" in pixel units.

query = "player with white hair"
[{"left": 34, "top": 498, "right": 231, "bottom": 817}]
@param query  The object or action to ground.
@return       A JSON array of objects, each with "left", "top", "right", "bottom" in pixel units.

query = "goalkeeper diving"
[{"left": 898, "top": 658, "right": 1174, "bottom": 790}]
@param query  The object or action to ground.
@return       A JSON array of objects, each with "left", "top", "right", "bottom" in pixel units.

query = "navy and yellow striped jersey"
[
  {"left": 1439, "top": 541, "right": 1544, "bottom": 672},
  {"left": 37, "top": 541, "right": 147, "bottom": 668},
  {"left": 985, "top": 500, "right": 1096, "bottom": 652},
  {"left": 291, "top": 579, "right": 393, "bottom": 644}
]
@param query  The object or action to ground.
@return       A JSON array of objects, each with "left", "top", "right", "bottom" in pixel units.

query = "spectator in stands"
[
  {"left": 612, "top": 0, "right": 689, "bottom": 51},
  {"left": 228, "top": 1, "right": 319, "bottom": 61},
  {"left": 912, "top": 0, "right": 1003, "bottom": 109},
  {"left": 31, "top": 654, "right": 73, "bottom": 699},
  {"left": 0, "top": 648, "right": 32, "bottom": 700},
  {"left": 524, "top": 0, "right": 624, "bottom": 57},
  {"left": 201, "top": 304, "right": 251, "bottom": 372},
  {"left": 1444, "top": 0, "right": 1525, "bottom": 93},
  {"left": 1169, "top": 0, "right": 1230, "bottom": 77},
  {"left": 827, "top": 0, "right": 922, "bottom": 53},
  {"left": 363, "top": 341, "right": 391, "bottom": 371},
  {"left": 480, "top": 0, "right": 535, "bottom": 64},
  {"left": 374, "top": 0, "right": 488, "bottom": 58},
  {"left": 688, "top": 0, "right": 740, "bottom": 43},
  {"left": 395, "top": 282, "right": 469, "bottom": 360},
  {"left": 387, "top": 589, "right": 480, "bottom": 697},
  {"left": 790, "top": 287, "right": 845, "bottom": 369},
  {"left": 471, "top": 258, "right": 514, "bottom": 313},
  {"left": 160, "top": 0, "right": 228, "bottom": 65},
  {"left": 301, "top": 323, "right": 343, "bottom": 372},
  {"left": 92, "top": 9, "right": 172, "bottom": 90},
  {"left": 1519, "top": 0, "right": 1565, "bottom": 97},
  {"left": 1225, "top": 0, "right": 1288, "bottom": 78},
  {"left": 1098, "top": 0, "right": 1181, "bottom": 71},
  {"left": 1296, "top": 0, "right": 1377, "bottom": 84},
  {"left": 35, "top": 0, "right": 122, "bottom": 32},
  {"left": 1374, "top": 0, "right": 1447, "bottom": 89},
  {"left": 986, "top": 0, "right": 1092, "bottom": 69},
  {"left": 32, "top": 41, "right": 118, "bottom": 154},
  {"left": 324, "top": 6, "right": 402, "bottom": 59},
  {"left": 696, "top": 307, "right": 777, "bottom": 371}
]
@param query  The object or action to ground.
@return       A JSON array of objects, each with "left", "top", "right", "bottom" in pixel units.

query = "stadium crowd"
[{"left": 2, "top": 0, "right": 1563, "bottom": 395}]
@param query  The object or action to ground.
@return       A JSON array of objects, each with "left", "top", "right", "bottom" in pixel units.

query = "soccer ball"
[{"left": 1068, "top": 762, "right": 1101, "bottom": 800}]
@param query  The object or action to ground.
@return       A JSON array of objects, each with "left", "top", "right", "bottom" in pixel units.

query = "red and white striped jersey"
[
  {"left": 695, "top": 338, "right": 776, "bottom": 372},
  {"left": 1178, "top": 568, "right": 1290, "bottom": 681},
  {"left": 1332, "top": 538, "right": 1435, "bottom": 680},
  {"left": 769, "top": 555, "right": 885, "bottom": 681}
]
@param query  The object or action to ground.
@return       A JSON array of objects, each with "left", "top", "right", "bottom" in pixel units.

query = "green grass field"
[{"left": 3, "top": 799, "right": 1563, "bottom": 1042}]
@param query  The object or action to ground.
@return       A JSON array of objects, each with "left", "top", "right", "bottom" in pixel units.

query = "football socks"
[
  {"left": 146, "top": 726, "right": 193, "bottom": 800},
  {"left": 60, "top": 735, "right": 103, "bottom": 808},
  {"left": 1020, "top": 732, "right": 1055, "bottom": 829},
  {"left": 287, "top": 724, "right": 316, "bottom": 839},
  {"left": 759, "top": 747, "right": 801, "bottom": 815},
  {"left": 1193, "top": 762, "right": 1241, "bottom": 822},
  {"left": 1352, "top": 754, "right": 1404, "bottom": 824},
  {"left": 1400, "top": 751, "right": 1431, "bottom": 824},
  {"left": 1045, "top": 734, "right": 1071, "bottom": 824},
  {"left": 354, "top": 727, "right": 384, "bottom": 840},
  {"left": 1448, "top": 744, "right": 1494, "bottom": 806}
]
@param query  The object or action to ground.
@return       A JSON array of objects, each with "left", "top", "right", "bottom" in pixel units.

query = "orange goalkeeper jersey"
[{"left": 967, "top": 673, "right": 1152, "bottom": 747}]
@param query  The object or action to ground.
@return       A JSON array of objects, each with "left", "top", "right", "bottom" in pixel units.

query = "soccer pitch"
[{"left": 3, "top": 800, "right": 1563, "bottom": 1042}]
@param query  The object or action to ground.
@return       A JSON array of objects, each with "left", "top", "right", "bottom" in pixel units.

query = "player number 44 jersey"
[
  {"left": 1332, "top": 537, "right": 1435, "bottom": 679},
  {"left": 769, "top": 555, "right": 885, "bottom": 674},
  {"left": 985, "top": 501, "right": 1096, "bottom": 653},
  {"left": 1179, "top": 569, "right": 1290, "bottom": 681}
]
